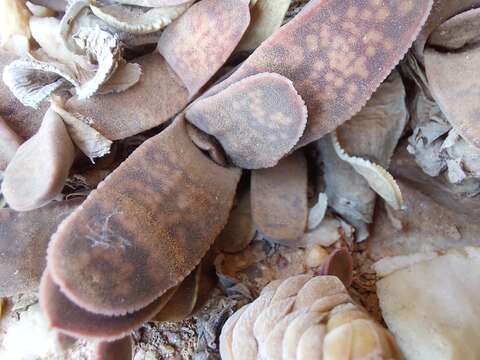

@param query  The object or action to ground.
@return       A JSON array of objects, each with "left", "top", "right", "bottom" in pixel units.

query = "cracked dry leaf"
[
  {"left": 0, "top": 115, "right": 23, "bottom": 170},
  {"left": 158, "top": 0, "right": 251, "bottom": 96},
  {"left": 236, "top": 0, "right": 292, "bottom": 53},
  {"left": 90, "top": 2, "right": 191, "bottom": 34},
  {"left": 46, "top": 117, "right": 241, "bottom": 316},
  {"left": 0, "top": 199, "right": 79, "bottom": 297},
  {"left": 220, "top": 275, "right": 402, "bottom": 360},
  {"left": 376, "top": 247, "right": 480, "bottom": 360},
  {"left": 331, "top": 131, "right": 404, "bottom": 210},
  {"left": 251, "top": 151, "right": 308, "bottom": 242},
  {"left": 50, "top": 98, "right": 112, "bottom": 161},
  {"left": 186, "top": 73, "right": 308, "bottom": 169},
  {"left": 1, "top": 107, "right": 75, "bottom": 211},
  {"left": 0, "top": 0, "right": 32, "bottom": 55}
]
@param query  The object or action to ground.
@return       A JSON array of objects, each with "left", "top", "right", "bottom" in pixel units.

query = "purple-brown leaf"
[
  {"left": 320, "top": 249, "right": 354, "bottom": 288},
  {"left": 95, "top": 336, "right": 132, "bottom": 360},
  {"left": 205, "top": 0, "right": 433, "bottom": 147},
  {"left": 251, "top": 151, "right": 308, "bottom": 242},
  {"left": 47, "top": 116, "right": 241, "bottom": 315},
  {"left": 186, "top": 73, "right": 307, "bottom": 169},
  {"left": 158, "top": 0, "right": 250, "bottom": 96}
]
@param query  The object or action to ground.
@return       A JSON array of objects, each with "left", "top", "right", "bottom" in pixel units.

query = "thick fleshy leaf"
[
  {"left": 205, "top": 0, "right": 433, "bottom": 147},
  {"left": 2, "top": 108, "right": 75, "bottom": 211},
  {"left": 429, "top": 7, "right": 480, "bottom": 49},
  {"left": 66, "top": 53, "right": 189, "bottom": 140},
  {"left": 95, "top": 336, "right": 132, "bottom": 360},
  {"left": 0, "top": 49, "right": 45, "bottom": 139},
  {"left": 47, "top": 117, "right": 241, "bottom": 315},
  {"left": 219, "top": 306, "right": 248, "bottom": 360},
  {"left": 40, "top": 271, "right": 176, "bottom": 340},
  {"left": 425, "top": 46, "right": 480, "bottom": 149},
  {"left": 186, "top": 73, "right": 307, "bottom": 169},
  {"left": 0, "top": 115, "right": 23, "bottom": 170},
  {"left": 157, "top": 0, "right": 250, "bottom": 96},
  {"left": 251, "top": 151, "right": 307, "bottom": 241},
  {"left": 0, "top": 200, "right": 79, "bottom": 297}
]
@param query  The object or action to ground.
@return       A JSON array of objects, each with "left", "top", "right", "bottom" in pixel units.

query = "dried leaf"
[
  {"left": 186, "top": 73, "right": 307, "bottom": 169},
  {"left": 376, "top": 247, "right": 480, "bottom": 360},
  {"left": 0, "top": 0, "right": 32, "bottom": 55},
  {"left": 66, "top": 53, "right": 188, "bottom": 140},
  {"left": 237, "top": 0, "right": 291, "bottom": 53},
  {"left": 97, "top": 61, "right": 142, "bottom": 95},
  {"left": 25, "top": 2, "right": 56, "bottom": 17},
  {"left": 47, "top": 117, "right": 241, "bottom": 315},
  {"left": 40, "top": 271, "right": 176, "bottom": 340},
  {"left": 307, "top": 192, "right": 327, "bottom": 230},
  {"left": 114, "top": 0, "right": 191, "bottom": 7},
  {"left": 30, "top": 0, "right": 66, "bottom": 12},
  {"left": 158, "top": 0, "right": 250, "bottom": 96},
  {"left": 0, "top": 115, "right": 23, "bottom": 170},
  {"left": 95, "top": 336, "right": 132, "bottom": 360},
  {"left": 205, "top": 0, "right": 433, "bottom": 147},
  {"left": 90, "top": 3, "right": 190, "bottom": 34},
  {"left": 0, "top": 200, "right": 79, "bottom": 297},
  {"left": 425, "top": 46, "right": 480, "bottom": 149},
  {"left": 251, "top": 151, "right": 308, "bottom": 242},
  {"left": 2, "top": 107, "right": 75, "bottom": 211}
]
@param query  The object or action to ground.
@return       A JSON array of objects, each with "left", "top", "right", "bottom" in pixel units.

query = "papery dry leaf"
[
  {"left": 95, "top": 336, "right": 132, "bottom": 360},
  {"left": 215, "top": 187, "right": 255, "bottom": 254},
  {"left": 376, "top": 247, "right": 480, "bottom": 360},
  {"left": 186, "top": 73, "right": 307, "bottom": 169},
  {"left": 97, "top": 61, "right": 142, "bottom": 95},
  {"left": 429, "top": 7, "right": 480, "bottom": 49},
  {"left": 2, "top": 107, "right": 75, "bottom": 211},
  {"left": 331, "top": 131, "right": 404, "bottom": 210},
  {"left": 0, "top": 200, "right": 79, "bottom": 297},
  {"left": 90, "top": 2, "right": 190, "bottom": 34},
  {"left": 307, "top": 192, "right": 327, "bottom": 231},
  {"left": 40, "top": 271, "right": 176, "bottom": 340},
  {"left": 47, "top": 117, "right": 241, "bottom": 315},
  {"left": 26, "top": 2, "right": 56, "bottom": 17},
  {"left": 59, "top": 0, "right": 93, "bottom": 55},
  {"left": 0, "top": 0, "right": 32, "bottom": 55},
  {"left": 300, "top": 215, "right": 343, "bottom": 248},
  {"left": 0, "top": 49, "right": 45, "bottom": 138},
  {"left": 220, "top": 275, "right": 401, "bottom": 360},
  {"left": 236, "top": 0, "right": 291, "bottom": 53},
  {"left": 50, "top": 98, "right": 112, "bottom": 161},
  {"left": 251, "top": 151, "right": 308, "bottom": 242},
  {"left": 425, "top": 46, "right": 480, "bottom": 149},
  {"left": 158, "top": 0, "right": 250, "bottom": 96},
  {"left": 0, "top": 115, "right": 23, "bottom": 170},
  {"left": 205, "top": 0, "right": 433, "bottom": 147},
  {"left": 30, "top": 0, "right": 66, "bottom": 12},
  {"left": 66, "top": 52, "right": 188, "bottom": 140}
]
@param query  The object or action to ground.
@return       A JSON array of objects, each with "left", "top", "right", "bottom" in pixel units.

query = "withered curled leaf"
[
  {"left": 158, "top": 0, "right": 251, "bottom": 96},
  {"left": 66, "top": 52, "right": 188, "bottom": 140},
  {"left": 95, "top": 336, "right": 132, "bottom": 360},
  {"left": 251, "top": 151, "right": 307, "bottom": 242},
  {"left": 2, "top": 108, "right": 75, "bottom": 211},
  {"left": 186, "top": 73, "right": 307, "bottom": 169},
  {"left": 40, "top": 271, "right": 176, "bottom": 340},
  {"left": 0, "top": 115, "right": 23, "bottom": 170},
  {"left": 425, "top": 46, "right": 480, "bottom": 149},
  {"left": 206, "top": 0, "right": 433, "bottom": 147},
  {"left": 97, "top": 61, "right": 142, "bottom": 95},
  {"left": 0, "top": 0, "right": 32, "bottom": 55},
  {"left": 25, "top": 2, "right": 56, "bottom": 17},
  {"left": 90, "top": 2, "right": 190, "bottom": 34},
  {"left": 47, "top": 117, "right": 241, "bottom": 315},
  {"left": 220, "top": 275, "right": 402, "bottom": 360},
  {"left": 0, "top": 200, "right": 79, "bottom": 297}
]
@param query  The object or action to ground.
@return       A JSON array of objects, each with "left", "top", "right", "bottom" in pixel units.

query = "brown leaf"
[
  {"left": 47, "top": 116, "right": 241, "bottom": 315},
  {"left": 158, "top": 0, "right": 250, "bottom": 96},
  {"left": 95, "top": 336, "right": 132, "bottom": 360}
]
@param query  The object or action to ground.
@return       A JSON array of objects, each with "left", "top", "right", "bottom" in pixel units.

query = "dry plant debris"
[{"left": 2, "top": 0, "right": 480, "bottom": 359}]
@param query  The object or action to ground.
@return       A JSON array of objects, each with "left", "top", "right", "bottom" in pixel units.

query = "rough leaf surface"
[
  {"left": 186, "top": 73, "right": 307, "bottom": 169},
  {"left": 95, "top": 336, "right": 132, "bottom": 360},
  {"left": 158, "top": 0, "right": 250, "bottom": 96},
  {"left": 47, "top": 117, "right": 241, "bottom": 315}
]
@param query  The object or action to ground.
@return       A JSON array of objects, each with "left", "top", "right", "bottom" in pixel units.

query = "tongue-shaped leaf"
[
  {"left": 47, "top": 116, "right": 241, "bottom": 315},
  {"left": 40, "top": 271, "right": 176, "bottom": 340},
  {"left": 158, "top": 0, "right": 250, "bottom": 96},
  {"left": 186, "top": 73, "right": 307, "bottom": 169},
  {"left": 2, "top": 108, "right": 76, "bottom": 211},
  {"left": 251, "top": 151, "right": 308, "bottom": 242},
  {"left": 425, "top": 46, "right": 480, "bottom": 149},
  {"left": 0, "top": 115, "right": 23, "bottom": 170},
  {"left": 205, "top": 0, "right": 433, "bottom": 147},
  {"left": 0, "top": 199, "right": 79, "bottom": 297}
]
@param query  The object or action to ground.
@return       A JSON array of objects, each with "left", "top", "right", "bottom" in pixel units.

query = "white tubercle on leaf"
[{"left": 331, "top": 131, "right": 404, "bottom": 210}]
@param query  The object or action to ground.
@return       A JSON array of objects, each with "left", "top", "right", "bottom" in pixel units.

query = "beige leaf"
[{"left": 0, "top": 0, "right": 32, "bottom": 55}]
